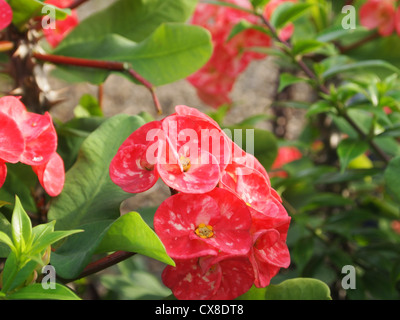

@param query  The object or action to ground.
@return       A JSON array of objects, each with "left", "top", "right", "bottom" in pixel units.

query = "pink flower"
[
  {"left": 0, "top": 96, "right": 64, "bottom": 196},
  {"left": 0, "top": 0, "right": 12, "bottom": 31},
  {"left": 153, "top": 188, "right": 252, "bottom": 259},
  {"left": 43, "top": 0, "right": 79, "bottom": 48},
  {"left": 162, "top": 256, "right": 254, "bottom": 300},
  {"left": 270, "top": 146, "right": 302, "bottom": 178},
  {"left": 360, "top": 0, "right": 396, "bottom": 37}
]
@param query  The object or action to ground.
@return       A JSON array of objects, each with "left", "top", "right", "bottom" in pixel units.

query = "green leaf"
[
  {"left": 53, "top": 24, "right": 213, "bottom": 86},
  {"left": 7, "top": 283, "right": 81, "bottom": 300},
  {"left": 11, "top": 196, "right": 32, "bottom": 254},
  {"left": 239, "top": 278, "right": 332, "bottom": 300},
  {"left": 306, "top": 100, "right": 335, "bottom": 117},
  {"left": 278, "top": 73, "right": 306, "bottom": 93},
  {"left": 292, "top": 39, "right": 325, "bottom": 56},
  {"left": 48, "top": 114, "right": 146, "bottom": 231},
  {"left": 0, "top": 231, "right": 14, "bottom": 252},
  {"left": 73, "top": 94, "right": 103, "bottom": 118},
  {"left": 270, "top": 2, "right": 312, "bottom": 30},
  {"left": 322, "top": 60, "right": 400, "bottom": 80},
  {"left": 8, "top": 0, "right": 70, "bottom": 30},
  {"left": 337, "top": 139, "right": 369, "bottom": 173},
  {"left": 58, "top": 0, "right": 198, "bottom": 47},
  {"left": 96, "top": 212, "right": 175, "bottom": 266},
  {"left": 384, "top": 156, "right": 400, "bottom": 203},
  {"left": 264, "top": 278, "right": 332, "bottom": 300}
]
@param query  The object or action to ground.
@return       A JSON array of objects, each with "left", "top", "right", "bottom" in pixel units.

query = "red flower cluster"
[
  {"left": 0, "top": 96, "right": 64, "bottom": 196},
  {"left": 360, "top": 0, "right": 400, "bottom": 37},
  {"left": 43, "top": 0, "right": 79, "bottom": 48},
  {"left": 0, "top": 0, "right": 12, "bottom": 31},
  {"left": 110, "top": 105, "right": 291, "bottom": 300},
  {"left": 187, "top": 0, "right": 295, "bottom": 109}
]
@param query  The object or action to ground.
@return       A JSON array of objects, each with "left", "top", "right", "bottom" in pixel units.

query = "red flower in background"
[
  {"left": 0, "top": 0, "right": 12, "bottom": 31},
  {"left": 43, "top": 0, "right": 79, "bottom": 48},
  {"left": 0, "top": 96, "right": 64, "bottom": 196},
  {"left": 270, "top": 146, "right": 302, "bottom": 178},
  {"left": 396, "top": 5, "right": 400, "bottom": 36},
  {"left": 360, "top": 0, "right": 396, "bottom": 36},
  {"left": 188, "top": 0, "right": 272, "bottom": 109}
]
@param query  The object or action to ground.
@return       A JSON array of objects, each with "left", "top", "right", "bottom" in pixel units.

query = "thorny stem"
[
  {"left": 32, "top": 52, "right": 162, "bottom": 114},
  {"left": 258, "top": 14, "right": 390, "bottom": 165},
  {"left": 68, "top": 0, "right": 90, "bottom": 10}
]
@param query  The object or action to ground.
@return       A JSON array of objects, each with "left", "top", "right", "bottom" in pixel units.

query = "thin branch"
[
  {"left": 257, "top": 14, "right": 390, "bottom": 165},
  {"left": 338, "top": 31, "right": 379, "bottom": 54},
  {"left": 33, "top": 52, "right": 162, "bottom": 114},
  {"left": 68, "top": 0, "right": 90, "bottom": 10},
  {"left": 60, "top": 251, "right": 136, "bottom": 283}
]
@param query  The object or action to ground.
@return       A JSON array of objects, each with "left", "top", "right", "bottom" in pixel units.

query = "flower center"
[
  {"left": 180, "top": 155, "right": 191, "bottom": 172},
  {"left": 195, "top": 223, "right": 214, "bottom": 239}
]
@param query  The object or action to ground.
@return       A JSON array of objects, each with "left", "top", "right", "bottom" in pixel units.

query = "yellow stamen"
[
  {"left": 180, "top": 155, "right": 191, "bottom": 172},
  {"left": 195, "top": 223, "right": 214, "bottom": 239}
]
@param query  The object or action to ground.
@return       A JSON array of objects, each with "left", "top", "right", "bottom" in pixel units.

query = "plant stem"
[
  {"left": 32, "top": 52, "right": 162, "bottom": 114},
  {"left": 257, "top": 14, "right": 390, "bottom": 165},
  {"left": 338, "top": 31, "right": 379, "bottom": 54},
  {"left": 68, "top": 0, "right": 90, "bottom": 9},
  {"left": 60, "top": 251, "right": 135, "bottom": 283}
]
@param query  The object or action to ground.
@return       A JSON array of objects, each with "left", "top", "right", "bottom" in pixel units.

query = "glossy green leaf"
[
  {"left": 11, "top": 196, "right": 32, "bottom": 254},
  {"left": 0, "top": 231, "right": 14, "bottom": 252},
  {"left": 7, "top": 283, "right": 81, "bottom": 300},
  {"left": 278, "top": 73, "right": 306, "bottom": 93},
  {"left": 58, "top": 0, "right": 198, "bottom": 47},
  {"left": 292, "top": 39, "right": 326, "bottom": 56},
  {"left": 264, "top": 278, "right": 332, "bottom": 300},
  {"left": 239, "top": 278, "right": 332, "bottom": 300},
  {"left": 73, "top": 94, "right": 103, "bottom": 118},
  {"left": 53, "top": 24, "right": 212, "bottom": 86},
  {"left": 96, "top": 212, "right": 175, "bottom": 266},
  {"left": 337, "top": 139, "right": 369, "bottom": 173}
]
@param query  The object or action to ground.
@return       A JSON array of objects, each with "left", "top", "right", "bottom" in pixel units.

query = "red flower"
[
  {"left": 360, "top": 0, "right": 396, "bottom": 36},
  {"left": 396, "top": 5, "right": 400, "bottom": 36},
  {"left": 270, "top": 146, "right": 302, "bottom": 178},
  {"left": 43, "top": 0, "right": 79, "bottom": 48},
  {"left": 162, "top": 256, "right": 254, "bottom": 300},
  {"left": 0, "top": 0, "right": 12, "bottom": 31},
  {"left": 153, "top": 188, "right": 252, "bottom": 259},
  {"left": 0, "top": 96, "right": 63, "bottom": 196}
]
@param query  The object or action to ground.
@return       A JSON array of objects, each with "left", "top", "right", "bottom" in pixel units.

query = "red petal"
[
  {"left": 162, "top": 258, "right": 222, "bottom": 300},
  {"left": 0, "top": 0, "right": 12, "bottom": 31},
  {"left": 32, "top": 152, "right": 65, "bottom": 197},
  {"left": 157, "top": 149, "right": 220, "bottom": 194},
  {"left": 0, "top": 111, "right": 25, "bottom": 163},
  {"left": 0, "top": 96, "right": 27, "bottom": 121},
  {"left": 0, "top": 161, "right": 7, "bottom": 188},
  {"left": 253, "top": 229, "right": 290, "bottom": 268},
  {"left": 211, "top": 257, "right": 254, "bottom": 300},
  {"left": 109, "top": 144, "right": 159, "bottom": 194},
  {"left": 118, "top": 120, "right": 163, "bottom": 150},
  {"left": 20, "top": 112, "right": 57, "bottom": 166}
]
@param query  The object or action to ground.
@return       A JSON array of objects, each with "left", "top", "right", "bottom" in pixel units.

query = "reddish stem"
[{"left": 33, "top": 52, "right": 162, "bottom": 114}]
